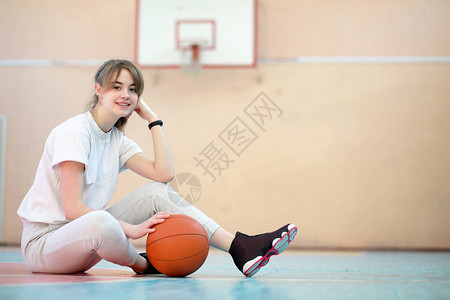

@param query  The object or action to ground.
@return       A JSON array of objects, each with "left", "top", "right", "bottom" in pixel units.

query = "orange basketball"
[{"left": 146, "top": 214, "right": 209, "bottom": 277}]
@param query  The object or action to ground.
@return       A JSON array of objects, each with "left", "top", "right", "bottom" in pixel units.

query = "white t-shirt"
[{"left": 17, "top": 112, "right": 143, "bottom": 224}]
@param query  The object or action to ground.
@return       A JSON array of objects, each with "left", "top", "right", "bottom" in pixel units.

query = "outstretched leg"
[{"left": 107, "top": 182, "right": 298, "bottom": 276}]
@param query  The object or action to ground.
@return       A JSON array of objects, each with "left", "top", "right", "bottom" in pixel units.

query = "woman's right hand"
[
  {"left": 133, "top": 98, "right": 159, "bottom": 123},
  {"left": 120, "top": 212, "right": 171, "bottom": 240}
]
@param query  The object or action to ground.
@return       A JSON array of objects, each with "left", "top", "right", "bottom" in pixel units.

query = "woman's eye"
[
  {"left": 113, "top": 86, "right": 121, "bottom": 90},
  {"left": 130, "top": 88, "right": 137, "bottom": 93}
]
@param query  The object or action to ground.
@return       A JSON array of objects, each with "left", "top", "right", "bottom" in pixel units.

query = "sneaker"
[
  {"left": 135, "top": 252, "right": 161, "bottom": 275},
  {"left": 229, "top": 224, "right": 298, "bottom": 277}
]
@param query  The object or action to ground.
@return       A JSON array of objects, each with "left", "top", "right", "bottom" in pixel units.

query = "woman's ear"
[{"left": 94, "top": 83, "right": 103, "bottom": 98}]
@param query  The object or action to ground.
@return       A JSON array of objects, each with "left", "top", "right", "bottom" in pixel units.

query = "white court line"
[
  {"left": 0, "top": 56, "right": 449, "bottom": 67},
  {"left": 0, "top": 59, "right": 109, "bottom": 67},
  {"left": 164, "top": 276, "right": 450, "bottom": 284},
  {"left": 0, "top": 278, "right": 136, "bottom": 287},
  {"left": 2, "top": 274, "right": 445, "bottom": 286},
  {"left": 259, "top": 56, "right": 450, "bottom": 64}
]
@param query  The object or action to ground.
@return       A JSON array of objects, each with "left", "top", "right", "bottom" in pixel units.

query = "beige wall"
[
  {"left": 1, "top": 0, "right": 449, "bottom": 249},
  {"left": 260, "top": 0, "right": 450, "bottom": 56}
]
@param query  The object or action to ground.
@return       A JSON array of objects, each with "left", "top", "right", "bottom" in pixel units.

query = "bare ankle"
[{"left": 210, "top": 227, "right": 235, "bottom": 252}]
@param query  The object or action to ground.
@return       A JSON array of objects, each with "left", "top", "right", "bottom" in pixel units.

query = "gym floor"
[{"left": 0, "top": 247, "right": 448, "bottom": 300}]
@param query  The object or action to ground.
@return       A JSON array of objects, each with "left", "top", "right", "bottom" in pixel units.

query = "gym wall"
[{"left": 0, "top": 0, "right": 449, "bottom": 249}]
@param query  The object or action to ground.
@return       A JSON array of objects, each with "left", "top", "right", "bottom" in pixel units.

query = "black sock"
[{"left": 136, "top": 252, "right": 161, "bottom": 275}]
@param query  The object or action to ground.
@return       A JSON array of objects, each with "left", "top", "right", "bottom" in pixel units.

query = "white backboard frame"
[{"left": 135, "top": 0, "right": 257, "bottom": 68}]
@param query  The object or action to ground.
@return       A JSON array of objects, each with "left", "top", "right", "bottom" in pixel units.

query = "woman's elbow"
[
  {"left": 162, "top": 172, "right": 175, "bottom": 183},
  {"left": 64, "top": 209, "right": 76, "bottom": 221},
  {"left": 63, "top": 201, "right": 84, "bottom": 220},
  {"left": 156, "top": 170, "right": 174, "bottom": 183}
]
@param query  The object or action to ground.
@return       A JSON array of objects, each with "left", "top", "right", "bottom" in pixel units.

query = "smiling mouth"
[{"left": 117, "top": 103, "right": 130, "bottom": 107}]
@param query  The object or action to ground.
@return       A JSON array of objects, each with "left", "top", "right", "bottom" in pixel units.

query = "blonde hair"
[{"left": 88, "top": 59, "right": 144, "bottom": 131}]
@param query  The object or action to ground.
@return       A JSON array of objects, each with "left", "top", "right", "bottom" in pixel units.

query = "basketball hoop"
[
  {"left": 181, "top": 43, "right": 202, "bottom": 74},
  {"left": 175, "top": 19, "right": 216, "bottom": 74},
  {"left": 191, "top": 44, "right": 200, "bottom": 64}
]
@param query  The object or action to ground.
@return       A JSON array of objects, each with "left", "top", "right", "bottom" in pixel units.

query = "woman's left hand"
[{"left": 128, "top": 98, "right": 158, "bottom": 123}]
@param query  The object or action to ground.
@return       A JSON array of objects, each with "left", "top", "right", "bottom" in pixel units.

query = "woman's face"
[{"left": 96, "top": 69, "right": 139, "bottom": 119}]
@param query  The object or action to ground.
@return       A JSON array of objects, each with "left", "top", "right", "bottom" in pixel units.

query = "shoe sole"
[{"left": 243, "top": 224, "right": 298, "bottom": 277}]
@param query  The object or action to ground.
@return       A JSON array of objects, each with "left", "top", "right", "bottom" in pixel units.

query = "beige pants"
[{"left": 21, "top": 182, "right": 220, "bottom": 273}]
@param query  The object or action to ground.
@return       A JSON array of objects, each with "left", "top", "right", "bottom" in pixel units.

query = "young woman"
[{"left": 17, "top": 59, "right": 297, "bottom": 277}]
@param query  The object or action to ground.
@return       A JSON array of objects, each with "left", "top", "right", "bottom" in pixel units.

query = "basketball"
[{"left": 146, "top": 214, "right": 209, "bottom": 277}]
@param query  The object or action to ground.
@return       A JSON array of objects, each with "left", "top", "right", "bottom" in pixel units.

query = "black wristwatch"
[{"left": 148, "top": 120, "right": 163, "bottom": 130}]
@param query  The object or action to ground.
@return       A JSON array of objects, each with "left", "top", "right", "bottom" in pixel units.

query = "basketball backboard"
[{"left": 135, "top": 0, "right": 257, "bottom": 69}]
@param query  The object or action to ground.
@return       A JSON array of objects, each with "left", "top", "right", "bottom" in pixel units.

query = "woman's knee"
[
  {"left": 84, "top": 211, "right": 123, "bottom": 239},
  {"left": 140, "top": 182, "right": 172, "bottom": 202},
  {"left": 142, "top": 181, "right": 169, "bottom": 194}
]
